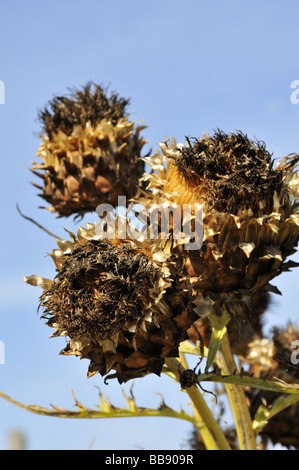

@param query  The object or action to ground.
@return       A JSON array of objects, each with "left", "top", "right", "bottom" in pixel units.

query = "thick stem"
[
  {"left": 178, "top": 352, "right": 219, "bottom": 450},
  {"left": 165, "top": 358, "right": 231, "bottom": 450},
  {"left": 219, "top": 333, "right": 257, "bottom": 450}
]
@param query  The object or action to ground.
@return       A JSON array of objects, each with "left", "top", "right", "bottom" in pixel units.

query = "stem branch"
[
  {"left": 165, "top": 358, "right": 231, "bottom": 450},
  {"left": 219, "top": 333, "right": 256, "bottom": 450}
]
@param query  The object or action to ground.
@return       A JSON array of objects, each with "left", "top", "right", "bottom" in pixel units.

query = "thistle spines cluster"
[{"left": 18, "top": 82, "right": 299, "bottom": 450}]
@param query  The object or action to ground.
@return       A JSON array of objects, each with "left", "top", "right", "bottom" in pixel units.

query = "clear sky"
[{"left": 0, "top": 0, "right": 299, "bottom": 450}]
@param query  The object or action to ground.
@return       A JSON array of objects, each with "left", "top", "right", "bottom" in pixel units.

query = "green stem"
[
  {"left": 253, "top": 393, "right": 299, "bottom": 434},
  {"left": 165, "top": 358, "right": 232, "bottom": 450},
  {"left": 197, "top": 373, "right": 299, "bottom": 394},
  {"left": 0, "top": 389, "right": 198, "bottom": 425},
  {"left": 178, "top": 352, "right": 220, "bottom": 450},
  {"left": 219, "top": 333, "right": 256, "bottom": 450},
  {"left": 205, "top": 309, "right": 230, "bottom": 371}
]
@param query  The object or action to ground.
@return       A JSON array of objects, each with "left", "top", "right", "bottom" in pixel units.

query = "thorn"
[
  {"left": 211, "top": 364, "right": 221, "bottom": 375},
  {"left": 129, "top": 381, "right": 135, "bottom": 398},
  {"left": 198, "top": 384, "right": 218, "bottom": 403},
  {"left": 104, "top": 373, "right": 117, "bottom": 384}
]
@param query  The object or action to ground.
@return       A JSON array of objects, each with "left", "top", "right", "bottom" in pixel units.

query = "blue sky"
[{"left": 0, "top": 0, "right": 299, "bottom": 450}]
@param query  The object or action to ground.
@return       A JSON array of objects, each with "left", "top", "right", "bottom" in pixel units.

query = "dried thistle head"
[
  {"left": 243, "top": 324, "right": 299, "bottom": 449},
  {"left": 38, "top": 82, "right": 130, "bottom": 138},
  {"left": 23, "top": 225, "right": 189, "bottom": 383},
  {"left": 135, "top": 130, "right": 299, "bottom": 349},
  {"left": 31, "top": 82, "right": 146, "bottom": 218},
  {"left": 171, "top": 130, "right": 286, "bottom": 216}
]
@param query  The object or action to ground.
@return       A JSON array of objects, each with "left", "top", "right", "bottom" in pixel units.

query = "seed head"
[{"left": 24, "top": 225, "right": 189, "bottom": 383}]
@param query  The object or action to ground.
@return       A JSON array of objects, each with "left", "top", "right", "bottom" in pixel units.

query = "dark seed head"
[
  {"left": 40, "top": 240, "right": 159, "bottom": 341},
  {"left": 173, "top": 130, "right": 285, "bottom": 215},
  {"left": 38, "top": 82, "right": 130, "bottom": 138}
]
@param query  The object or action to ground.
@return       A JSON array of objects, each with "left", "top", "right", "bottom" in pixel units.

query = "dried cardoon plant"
[
  {"left": 135, "top": 130, "right": 299, "bottom": 356},
  {"left": 3, "top": 95, "right": 299, "bottom": 452},
  {"left": 31, "top": 82, "right": 146, "bottom": 218},
  {"left": 23, "top": 224, "right": 192, "bottom": 384}
]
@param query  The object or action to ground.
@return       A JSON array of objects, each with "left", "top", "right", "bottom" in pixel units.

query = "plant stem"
[
  {"left": 0, "top": 389, "right": 198, "bottom": 425},
  {"left": 253, "top": 393, "right": 299, "bottom": 434},
  {"left": 197, "top": 372, "right": 299, "bottom": 394},
  {"left": 165, "top": 358, "right": 232, "bottom": 450},
  {"left": 205, "top": 309, "right": 230, "bottom": 372},
  {"left": 178, "top": 352, "right": 219, "bottom": 450},
  {"left": 219, "top": 332, "right": 256, "bottom": 450}
]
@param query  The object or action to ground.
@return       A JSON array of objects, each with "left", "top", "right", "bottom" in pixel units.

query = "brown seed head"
[
  {"left": 38, "top": 82, "right": 130, "bottom": 139},
  {"left": 31, "top": 82, "right": 146, "bottom": 218},
  {"left": 173, "top": 130, "right": 286, "bottom": 216},
  {"left": 135, "top": 131, "right": 299, "bottom": 345},
  {"left": 24, "top": 226, "right": 190, "bottom": 383}
]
